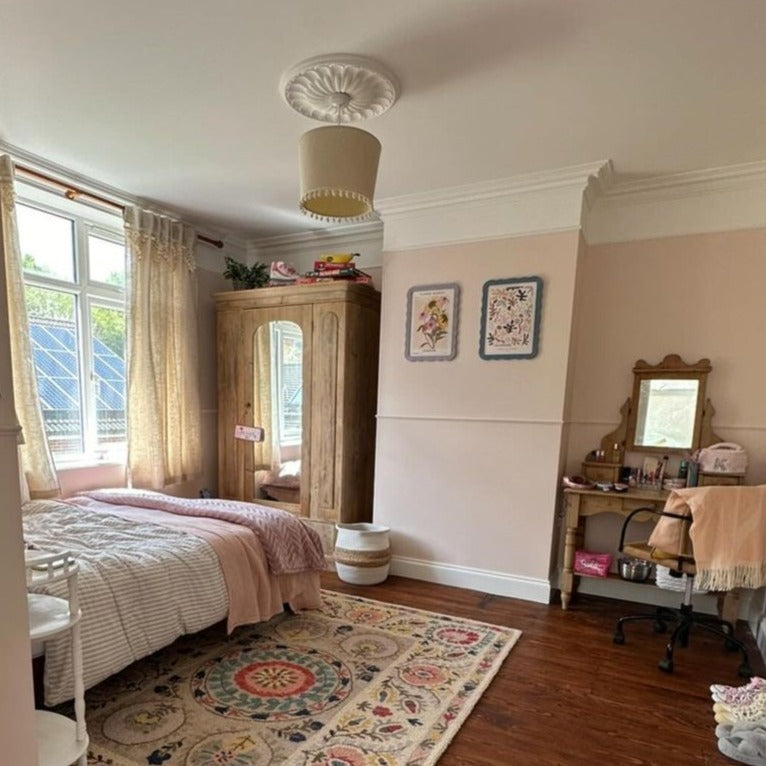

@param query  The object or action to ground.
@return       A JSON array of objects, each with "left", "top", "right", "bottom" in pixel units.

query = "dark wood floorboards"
[{"left": 321, "top": 572, "right": 766, "bottom": 766}]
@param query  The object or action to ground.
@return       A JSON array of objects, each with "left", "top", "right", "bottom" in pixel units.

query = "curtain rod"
[{"left": 14, "top": 164, "right": 224, "bottom": 250}]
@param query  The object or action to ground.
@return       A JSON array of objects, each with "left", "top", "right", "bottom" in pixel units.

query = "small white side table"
[{"left": 25, "top": 549, "right": 88, "bottom": 766}]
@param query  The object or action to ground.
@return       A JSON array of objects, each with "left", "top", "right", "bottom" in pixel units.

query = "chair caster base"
[
  {"left": 739, "top": 664, "right": 753, "bottom": 679},
  {"left": 658, "top": 658, "right": 674, "bottom": 673},
  {"left": 613, "top": 631, "right": 625, "bottom": 645}
]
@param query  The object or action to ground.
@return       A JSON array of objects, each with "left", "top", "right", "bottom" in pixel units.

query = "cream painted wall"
[
  {"left": 374, "top": 231, "right": 581, "bottom": 600},
  {"left": 0, "top": 204, "right": 38, "bottom": 763},
  {"left": 564, "top": 227, "right": 766, "bottom": 621}
]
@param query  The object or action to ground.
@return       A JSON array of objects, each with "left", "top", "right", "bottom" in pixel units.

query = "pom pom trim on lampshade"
[{"left": 299, "top": 187, "right": 375, "bottom": 223}]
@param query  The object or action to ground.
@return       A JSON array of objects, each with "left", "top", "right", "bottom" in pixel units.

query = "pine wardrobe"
[{"left": 215, "top": 282, "right": 380, "bottom": 553}]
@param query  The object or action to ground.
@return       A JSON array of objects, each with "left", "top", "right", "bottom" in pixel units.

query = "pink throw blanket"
[
  {"left": 68, "top": 497, "right": 321, "bottom": 632},
  {"left": 79, "top": 489, "right": 326, "bottom": 575},
  {"left": 652, "top": 486, "right": 766, "bottom": 591}
]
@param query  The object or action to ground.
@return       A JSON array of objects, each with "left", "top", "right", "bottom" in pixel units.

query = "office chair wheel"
[
  {"left": 739, "top": 663, "right": 753, "bottom": 679},
  {"left": 613, "top": 629, "right": 625, "bottom": 645},
  {"left": 658, "top": 658, "right": 674, "bottom": 673},
  {"left": 652, "top": 620, "right": 668, "bottom": 634}
]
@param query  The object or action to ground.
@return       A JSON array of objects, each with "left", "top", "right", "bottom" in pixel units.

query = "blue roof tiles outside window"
[{"left": 17, "top": 192, "right": 126, "bottom": 464}]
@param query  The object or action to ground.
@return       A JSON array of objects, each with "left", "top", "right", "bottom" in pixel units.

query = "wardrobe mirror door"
[{"left": 253, "top": 320, "right": 303, "bottom": 498}]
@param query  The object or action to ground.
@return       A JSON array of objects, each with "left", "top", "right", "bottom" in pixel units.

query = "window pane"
[
  {"left": 276, "top": 323, "right": 302, "bottom": 446},
  {"left": 25, "top": 286, "right": 84, "bottom": 456},
  {"left": 88, "top": 235, "right": 126, "bottom": 287},
  {"left": 90, "top": 305, "right": 126, "bottom": 450},
  {"left": 17, "top": 204, "right": 76, "bottom": 282}
]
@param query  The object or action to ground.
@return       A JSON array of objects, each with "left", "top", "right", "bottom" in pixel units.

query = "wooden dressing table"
[
  {"left": 560, "top": 486, "right": 667, "bottom": 609},
  {"left": 561, "top": 354, "right": 745, "bottom": 620},
  {"left": 560, "top": 486, "right": 744, "bottom": 622}
]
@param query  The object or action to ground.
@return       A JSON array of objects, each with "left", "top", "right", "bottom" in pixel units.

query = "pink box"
[{"left": 574, "top": 550, "right": 612, "bottom": 577}]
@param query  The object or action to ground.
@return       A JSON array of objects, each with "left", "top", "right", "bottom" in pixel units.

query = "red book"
[{"left": 314, "top": 260, "right": 356, "bottom": 271}]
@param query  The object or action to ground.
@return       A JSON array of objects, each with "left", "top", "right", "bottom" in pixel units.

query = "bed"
[{"left": 22, "top": 488, "right": 325, "bottom": 705}]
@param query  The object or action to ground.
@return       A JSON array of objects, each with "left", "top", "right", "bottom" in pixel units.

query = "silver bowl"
[{"left": 617, "top": 557, "right": 654, "bottom": 582}]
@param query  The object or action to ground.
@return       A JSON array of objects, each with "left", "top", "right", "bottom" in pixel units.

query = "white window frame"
[
  {"left": 17, "top": 183, "right": 126, "bottom": 466},
  {"left": 269, "top": 321, "right": 303, "bottom": 449}
]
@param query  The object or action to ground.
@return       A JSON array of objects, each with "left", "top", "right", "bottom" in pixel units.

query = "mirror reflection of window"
[
  {"left": 253, "top": 320, "right": 303, "bottom": 505},
  {"left": 634, "top": 378, "right": 699, "bottom": 449},
  {"left": 270, "top": 321, "right": 303, "bottom": 450}
]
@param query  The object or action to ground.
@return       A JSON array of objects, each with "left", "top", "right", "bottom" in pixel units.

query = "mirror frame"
[{"left": 625, "top": 354, "right": 712, "bottom": 454}]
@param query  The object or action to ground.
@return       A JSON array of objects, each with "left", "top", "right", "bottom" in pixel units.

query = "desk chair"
[{"left": 613, "top": 507, "right": 752, "bottom": 677}]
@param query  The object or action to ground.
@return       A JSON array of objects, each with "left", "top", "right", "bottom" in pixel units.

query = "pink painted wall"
[
  {"left": 567, "top": 227, "right": 766, "bottom": 483},
  {"left": 373, "top": 230, "right": 581, "bottom": 595},
  {"left": 563, "top": 227, "right": 766, "bottom": 613}
]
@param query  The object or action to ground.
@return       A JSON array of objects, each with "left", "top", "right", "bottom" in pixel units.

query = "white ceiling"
[{"left": 2, "top": 0, "right": 765, "bottom": 241}]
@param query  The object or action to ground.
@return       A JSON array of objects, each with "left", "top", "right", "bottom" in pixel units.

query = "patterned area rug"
[{"left": 82, "top": 590, "right": 520, "bottom": 765}]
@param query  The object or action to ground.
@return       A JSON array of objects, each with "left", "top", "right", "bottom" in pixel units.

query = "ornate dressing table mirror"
[{"left": 582, "top": 354, "right": 723, "bottom": 484}]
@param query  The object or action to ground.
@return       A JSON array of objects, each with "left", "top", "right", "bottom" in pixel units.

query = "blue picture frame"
[{"left": 479, "top": 276, "right": 543, "bottom": 360}]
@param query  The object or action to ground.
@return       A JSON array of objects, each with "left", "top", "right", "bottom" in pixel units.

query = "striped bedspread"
[
  {"left": 79, "top": 488, "right": 326, "bottom": 574},
  {"left": 24, "top": 498, "right": 227, "bottom": 705},
  {"left": 22, "top": 496, "right": 322, "bottom": 705}
]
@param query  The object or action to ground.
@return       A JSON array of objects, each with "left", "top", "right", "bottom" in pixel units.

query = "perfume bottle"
[{"left": 611, "top": 442, "right": 622, "bottom": 465}]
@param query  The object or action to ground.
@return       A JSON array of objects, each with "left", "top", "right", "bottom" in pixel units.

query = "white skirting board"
[{"left": 389, "top": 556, "right": 550, "bottom": 603}]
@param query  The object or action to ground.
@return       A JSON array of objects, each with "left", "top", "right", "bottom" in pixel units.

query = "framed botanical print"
[
  {"left": 479, "top": 276, "right": 543, "bottom": 360},
  {"left": 405, "top": 283, "right": 460, "bottom": 361}
]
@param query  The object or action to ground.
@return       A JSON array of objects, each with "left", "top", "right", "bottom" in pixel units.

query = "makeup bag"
[{"left": 697, "top": 442, "right": 748, "bottom": 474}]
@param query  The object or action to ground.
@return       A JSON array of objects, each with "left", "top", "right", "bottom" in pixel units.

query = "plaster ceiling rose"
[{"left": 280, "top": 54, "right": 399, "bottom": 124}]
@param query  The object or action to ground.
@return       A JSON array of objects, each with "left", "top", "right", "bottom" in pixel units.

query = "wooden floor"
[{"left": 322, "top": 571, "right": 765, "bottom": 766}]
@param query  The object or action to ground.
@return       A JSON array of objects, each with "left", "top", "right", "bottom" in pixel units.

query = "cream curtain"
[
  {"left": 0, "top": 154, "right": 60, "bottom": 498},
  {"left": 124, "top": 207, "right": 202, "bottom": 488},
  {"left": 252, "top": 325, "right": 279, "bottom": 471}
]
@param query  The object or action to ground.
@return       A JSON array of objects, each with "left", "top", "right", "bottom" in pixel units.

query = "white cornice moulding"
[
  {"left": 248, "top": 220, "right": 383, "bottom": 261},
  {"left": 0, "top": 140, "right": 238, "bottom": 251},
  {"left": 376, "top": 161, "right": 608, "bottom": 251},
  {"left": 583, "top": 159, "right": 766, "bottom": 245}
]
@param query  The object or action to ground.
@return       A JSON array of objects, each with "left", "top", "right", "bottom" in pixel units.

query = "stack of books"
[{"left": 297, "top": 253, "right": 372, "bottom": 285}]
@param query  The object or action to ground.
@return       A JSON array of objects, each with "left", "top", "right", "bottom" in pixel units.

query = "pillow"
[
  {"left": 279, "top": 459, "right": 301, "bottom": 477},
  {"left": 264, "top": 473, "right": 300, "bottom": 489}
]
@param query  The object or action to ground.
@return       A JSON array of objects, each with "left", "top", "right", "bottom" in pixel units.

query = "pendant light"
[{"left": 281, "top": 54, "right": 399, "bottom": 223}]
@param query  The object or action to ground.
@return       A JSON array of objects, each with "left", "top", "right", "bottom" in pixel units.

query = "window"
[
  {"left": 16, "top": 194, "right": 126, "bottom": 463},
  {"left": 270, "top": 321, "right": 303, "bottom": 447}
]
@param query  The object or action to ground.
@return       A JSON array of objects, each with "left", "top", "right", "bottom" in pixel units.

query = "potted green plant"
[{"left": 222, "top": 256, "right": 270, "bottom": 290}]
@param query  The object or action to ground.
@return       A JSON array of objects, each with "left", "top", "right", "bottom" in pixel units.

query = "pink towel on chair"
[{"left": 651, "top": 486, "right": 766, "bottom": 591}]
